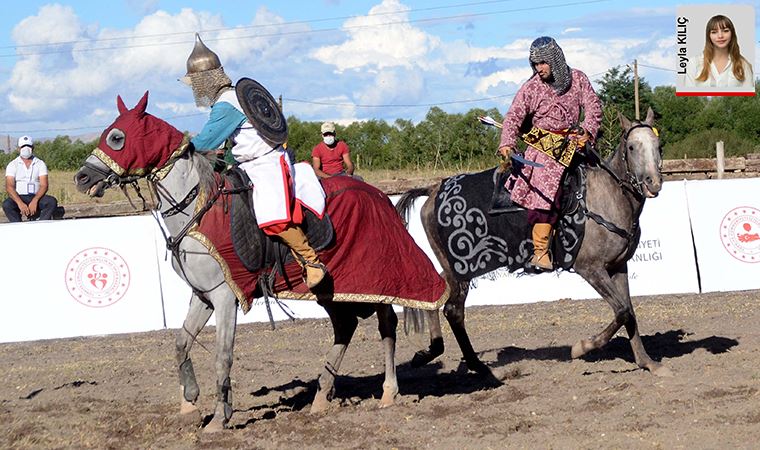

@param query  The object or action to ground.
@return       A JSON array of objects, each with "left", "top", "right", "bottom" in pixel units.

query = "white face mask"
[
  {"left": 20, "top": 147, "right": 33, "bottom": 159},
  {"left": 323, "top": 135, "right": 335, "bottom": 146}
]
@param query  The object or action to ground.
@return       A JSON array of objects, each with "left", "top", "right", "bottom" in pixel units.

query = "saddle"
[{"left": 226, "top": 167, "right": 334, "bottom": 274}]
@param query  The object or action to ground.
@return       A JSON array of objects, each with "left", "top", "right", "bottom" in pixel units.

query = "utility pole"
[
  {"left": 633, "top": 59, "right": 640, "bottom": 120},
  {"left": 278, "top": 94, "right": 283, "bottom": 111}
]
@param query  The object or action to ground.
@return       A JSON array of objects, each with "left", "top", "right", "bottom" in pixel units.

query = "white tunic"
[
  {"left": 684, "top": 54, "right": 754, "bottom": 89},
  {"left": 200, "top": 90, "right": 325, "bottom": 229}
]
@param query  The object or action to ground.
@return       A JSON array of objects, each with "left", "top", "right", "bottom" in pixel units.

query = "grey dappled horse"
[
  {"left": 397, "top": 109, "right": 672, "bottom": 377},
  {"left": 74, "top": 93, "right": 400, "bottom": 432}
]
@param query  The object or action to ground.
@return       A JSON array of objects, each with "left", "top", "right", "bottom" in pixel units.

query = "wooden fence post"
[{"left": 716, "top": 141, "right": 725, "bottom": 179}]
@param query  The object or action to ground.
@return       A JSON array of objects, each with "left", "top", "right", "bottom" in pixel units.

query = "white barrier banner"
[
  {"left": 0, "top": 216, "right": 165, "bottom": 343},
  {"left": 686, "top": 178, "right": 760, "bottom": 292},
  {"left": 396, "top": 180, "right": 699, "bottom": 305}
]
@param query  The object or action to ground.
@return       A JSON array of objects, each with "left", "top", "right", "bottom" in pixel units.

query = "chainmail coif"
[
  {"left": 189, "top": 67, "right": 232, "bottom": 108},
  {"left": 529, "top": 36, "right": 572, "bottom": 95}
]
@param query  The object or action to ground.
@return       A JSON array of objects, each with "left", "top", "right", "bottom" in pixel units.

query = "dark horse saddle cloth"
[
  {"left": 433, "top": 164, "right": 587, "bottom": 281},
  {"left": 226, "top": 167, "right": 334, "bottom": 273}
]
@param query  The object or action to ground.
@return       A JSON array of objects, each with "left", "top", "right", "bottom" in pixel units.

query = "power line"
[
  {"left": 0, "top": 67, "right": 615, "bottom": 133},
  {"left": 638, "top": 63, "right": 677, "bottom": 73},
  {"left": 1, "top": 0, "right": 611, "bottom": 58},
  {"left": 1, "top": 0, "right": 524, "bottom": 51}
]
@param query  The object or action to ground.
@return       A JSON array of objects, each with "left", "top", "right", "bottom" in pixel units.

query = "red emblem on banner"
[
  {"left": 720, "top": 207, "right": 760, "bottom": 263},
  {"left": 65, "top": 247, "right": 131, "bottom": 307}
]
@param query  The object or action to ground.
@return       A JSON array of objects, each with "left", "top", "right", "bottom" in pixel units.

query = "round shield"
[{"left": 235, "top": 77, "right": 287, "bottom": 147}]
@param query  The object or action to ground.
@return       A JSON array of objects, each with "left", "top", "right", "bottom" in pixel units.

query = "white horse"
[{"left": 74, "top": 92, "right": 447, "bottom": 432}]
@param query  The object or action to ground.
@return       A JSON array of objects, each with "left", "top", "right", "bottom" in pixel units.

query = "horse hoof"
[
  {"left": 651, "top": 364, "right": 673, "bottom": 378},
  {"left": 411, "top": 351, "right": 435, "bottom": 368},
  {"left": 571, "top": 340, "right": 590, "bottom": 359},
  {"left": 310, "top": 393, "right": 330, "bottom": 414},
  {"left": 202, "top": 417, "right": 226, "bottom": 434},
  {"left": 379, "top": 389, "right": 398, "bottom": 408},
  {"left": 466, "top": 359, "right": 491, "bottom": 376},
  {"left": 180, "top": 399, "right": 199, "bottom": 416}
]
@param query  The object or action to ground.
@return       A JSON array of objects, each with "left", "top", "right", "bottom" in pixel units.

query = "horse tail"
[
  {"left": 403, "top": 306, "right": 427, "bottom": 336},
  {"left": 395, "top": 187, "right": 431, "bottom": 226},
  {"left": 394, "top": 187, "right": 433, "bottom": 337}
]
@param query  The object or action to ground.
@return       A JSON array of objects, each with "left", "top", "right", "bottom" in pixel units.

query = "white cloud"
[
  {"left": 311, "top": 0, "right": 440, "bottom": 72},
  {"left": 475, "top": 67, "right": 534, "bottom": 94},
  {"left": 355, "top": 68, "right": 424, "bottom": 106},
  {"left": 12, "top": 4, "right": 82, "bottom": 47},
  {"left": 153, "top": 101, "right": 205, "bottom": 115},
  {"left": 5, "top": 6, "right": 311, "bottom": 118},
  {"left": 563, "top": 27, "right": 582, "bottom": 34}
]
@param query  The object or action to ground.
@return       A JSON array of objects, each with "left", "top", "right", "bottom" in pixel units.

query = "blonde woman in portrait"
[{"left": 685, "top": 14, "right": 754, "bottom": 88}]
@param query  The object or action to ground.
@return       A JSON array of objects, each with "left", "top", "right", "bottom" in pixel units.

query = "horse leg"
[
  {"left": 203, "top": 290, "right": 238, "bottom": 433},
  {"left": 410, "top": 309, "right": 444, "bottom": 367},
  {"left": 311, "top": 301, "right": 358, "bottom": 413},
  {"left": 376, "top": 304, "right": 399, "bottom": 408},
  {"left": 175, "top": 293, "right": 213, "bottom": 422},
  {"left": 442, "top": 280, "right": 490, "bottom": 375},
  {"left": 574, "top": 268, "right": 671, "bottom": 376}
]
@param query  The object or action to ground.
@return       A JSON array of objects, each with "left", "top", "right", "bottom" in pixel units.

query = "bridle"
[
  {"left": 87, "top": 144, "right": 227, "bottom": 297},
  {"left": 591, "top": 122, "right": 660, "bottom": 201},
  {"left": 579, "top": 122, "right": 660, "bottom": 266},
  {"left": 619, "top": 122, "right": 661, "bottom": 199}
]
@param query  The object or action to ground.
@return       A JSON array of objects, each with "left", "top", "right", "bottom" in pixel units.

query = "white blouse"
[{"left": 684, "top": 54, "right": 754, "bottom": 89}]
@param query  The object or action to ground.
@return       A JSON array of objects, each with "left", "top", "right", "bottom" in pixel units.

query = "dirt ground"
[{"left": 2, "top": 290, "right": 760, "bottom": 449}]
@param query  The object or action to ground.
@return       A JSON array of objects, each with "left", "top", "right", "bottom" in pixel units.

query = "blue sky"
[{"left": 0, "top": 0, "right": 757, "bottom": 140}]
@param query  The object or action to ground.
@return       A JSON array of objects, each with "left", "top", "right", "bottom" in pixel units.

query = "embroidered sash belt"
[{"left": 521, "top": 127, "right": 579, "bottom": 167}]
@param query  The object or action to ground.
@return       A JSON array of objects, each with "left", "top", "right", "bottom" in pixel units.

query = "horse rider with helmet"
[
  {"left": 182, "top": 34, "right": 328, "bottom": 289},
  {"left": 498, "top": 36, "right": 602, "bottom": 271}
]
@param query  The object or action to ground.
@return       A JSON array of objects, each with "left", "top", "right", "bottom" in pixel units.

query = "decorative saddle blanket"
[
  {"left": 226, "top": 167, "right": 334, "bottom": 273},
  {"left": 189, "top": 175, "right": 449, "bottom": 313},
  {"left": 433, "top": 164, "right": 587, "bottom": 281}
]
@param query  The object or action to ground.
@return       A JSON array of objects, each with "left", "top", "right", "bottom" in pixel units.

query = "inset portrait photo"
[{"left": 676, "top": 4, "right": 756, "bottom": 96}]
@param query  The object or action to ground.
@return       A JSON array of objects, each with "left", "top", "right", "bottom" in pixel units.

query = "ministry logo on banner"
[
  {"left": 65, "top": 247, "right": 132, "bottom": 307},
  {"left": 720, "top": 207, "right": 760, "bottom": 263}
]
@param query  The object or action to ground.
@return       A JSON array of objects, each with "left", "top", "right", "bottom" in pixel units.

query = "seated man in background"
[
  {"left": 311, "top": 122, "right": 356, "bottom": 178},
  {"left": 3, "top": 136, "right": 58, "bottom": 222}
]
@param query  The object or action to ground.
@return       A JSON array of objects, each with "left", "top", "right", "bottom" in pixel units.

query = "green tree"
[{"left": 597, "top": 65, "right": 653, "bottom": 121}]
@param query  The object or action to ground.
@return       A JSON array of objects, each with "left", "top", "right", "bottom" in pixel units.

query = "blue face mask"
[
  {"left": 20, "top": 147, "right": 33, "bottom": 159},
  {"left": 323, "top": 135, "right": 335, "bottom": 146}
]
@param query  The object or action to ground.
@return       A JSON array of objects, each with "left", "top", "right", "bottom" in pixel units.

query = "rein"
[{"left": 580, "top": 123, "right": 658, "bottom": 264}]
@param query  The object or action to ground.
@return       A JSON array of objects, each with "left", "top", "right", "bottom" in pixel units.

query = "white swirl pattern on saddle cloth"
[
  {"left": 436, "top": 171, "right": 586, "bottom": 277},
  {"left": 437, "top": 175, "right": 530, "bottom": 276}
]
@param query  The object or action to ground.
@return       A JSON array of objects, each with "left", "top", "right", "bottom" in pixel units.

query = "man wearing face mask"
[
  {"left": 3, "top": 136, "right": 58, "bottom": 222},
  {"left": 311, "top": 122, "right": 355, "bottom": 178}
]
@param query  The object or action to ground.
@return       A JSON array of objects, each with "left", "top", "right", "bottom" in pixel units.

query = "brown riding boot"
[
  {"left": 531, "top": 223, "right": 553, "bottom": 271},
  {"left": 276, "top": 226, "right": 327, "bottom": 288}
]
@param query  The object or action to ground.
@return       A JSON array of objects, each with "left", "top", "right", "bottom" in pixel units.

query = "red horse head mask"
[{"left": 93, "top": 91, "right": 186, "bottom": 176}]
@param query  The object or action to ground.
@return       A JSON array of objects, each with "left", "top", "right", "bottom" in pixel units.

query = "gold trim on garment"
[
  {"left": 521, "top": 127, "right": 579, "bottom": 167},
  {"left": 272, "top": 280, "right": 450, "bottom": 311},
  {"left": 185, "top": 184, "right": 252, "bottom": 313}
]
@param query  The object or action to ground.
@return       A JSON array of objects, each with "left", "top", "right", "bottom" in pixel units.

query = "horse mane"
[{"left": 189, "top": 150, "right": 219, "bottom": 196}]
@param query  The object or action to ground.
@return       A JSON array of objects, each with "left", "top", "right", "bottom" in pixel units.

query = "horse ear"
[
  {"left": 117, "top": 95, "right": 128, "bottom": 115},
  {"left": 134, "top": 91, "right": 149, "bottom": 115},
  {"left": 618, "top": 111, "right": 631, "bottom": 131},
  {"left": 644, "top": 107, "right": 655, "bottom": 126}
]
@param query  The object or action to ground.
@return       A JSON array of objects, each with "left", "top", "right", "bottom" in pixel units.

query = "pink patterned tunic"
[{"left": 500, "top": 69, "right": 602, "bottom": 210}]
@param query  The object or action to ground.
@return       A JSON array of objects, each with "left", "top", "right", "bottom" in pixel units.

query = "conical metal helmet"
[{"left": 185, "top": 33, "right": 222, "bottom": 75}]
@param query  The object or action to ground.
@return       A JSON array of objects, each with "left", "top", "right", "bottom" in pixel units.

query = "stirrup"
[
  {"left": 303, "top": 262, "right": 328, "bottom": 288},
  {"left": 529, "top": 254, "right": 553, "bottom": 272}
]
